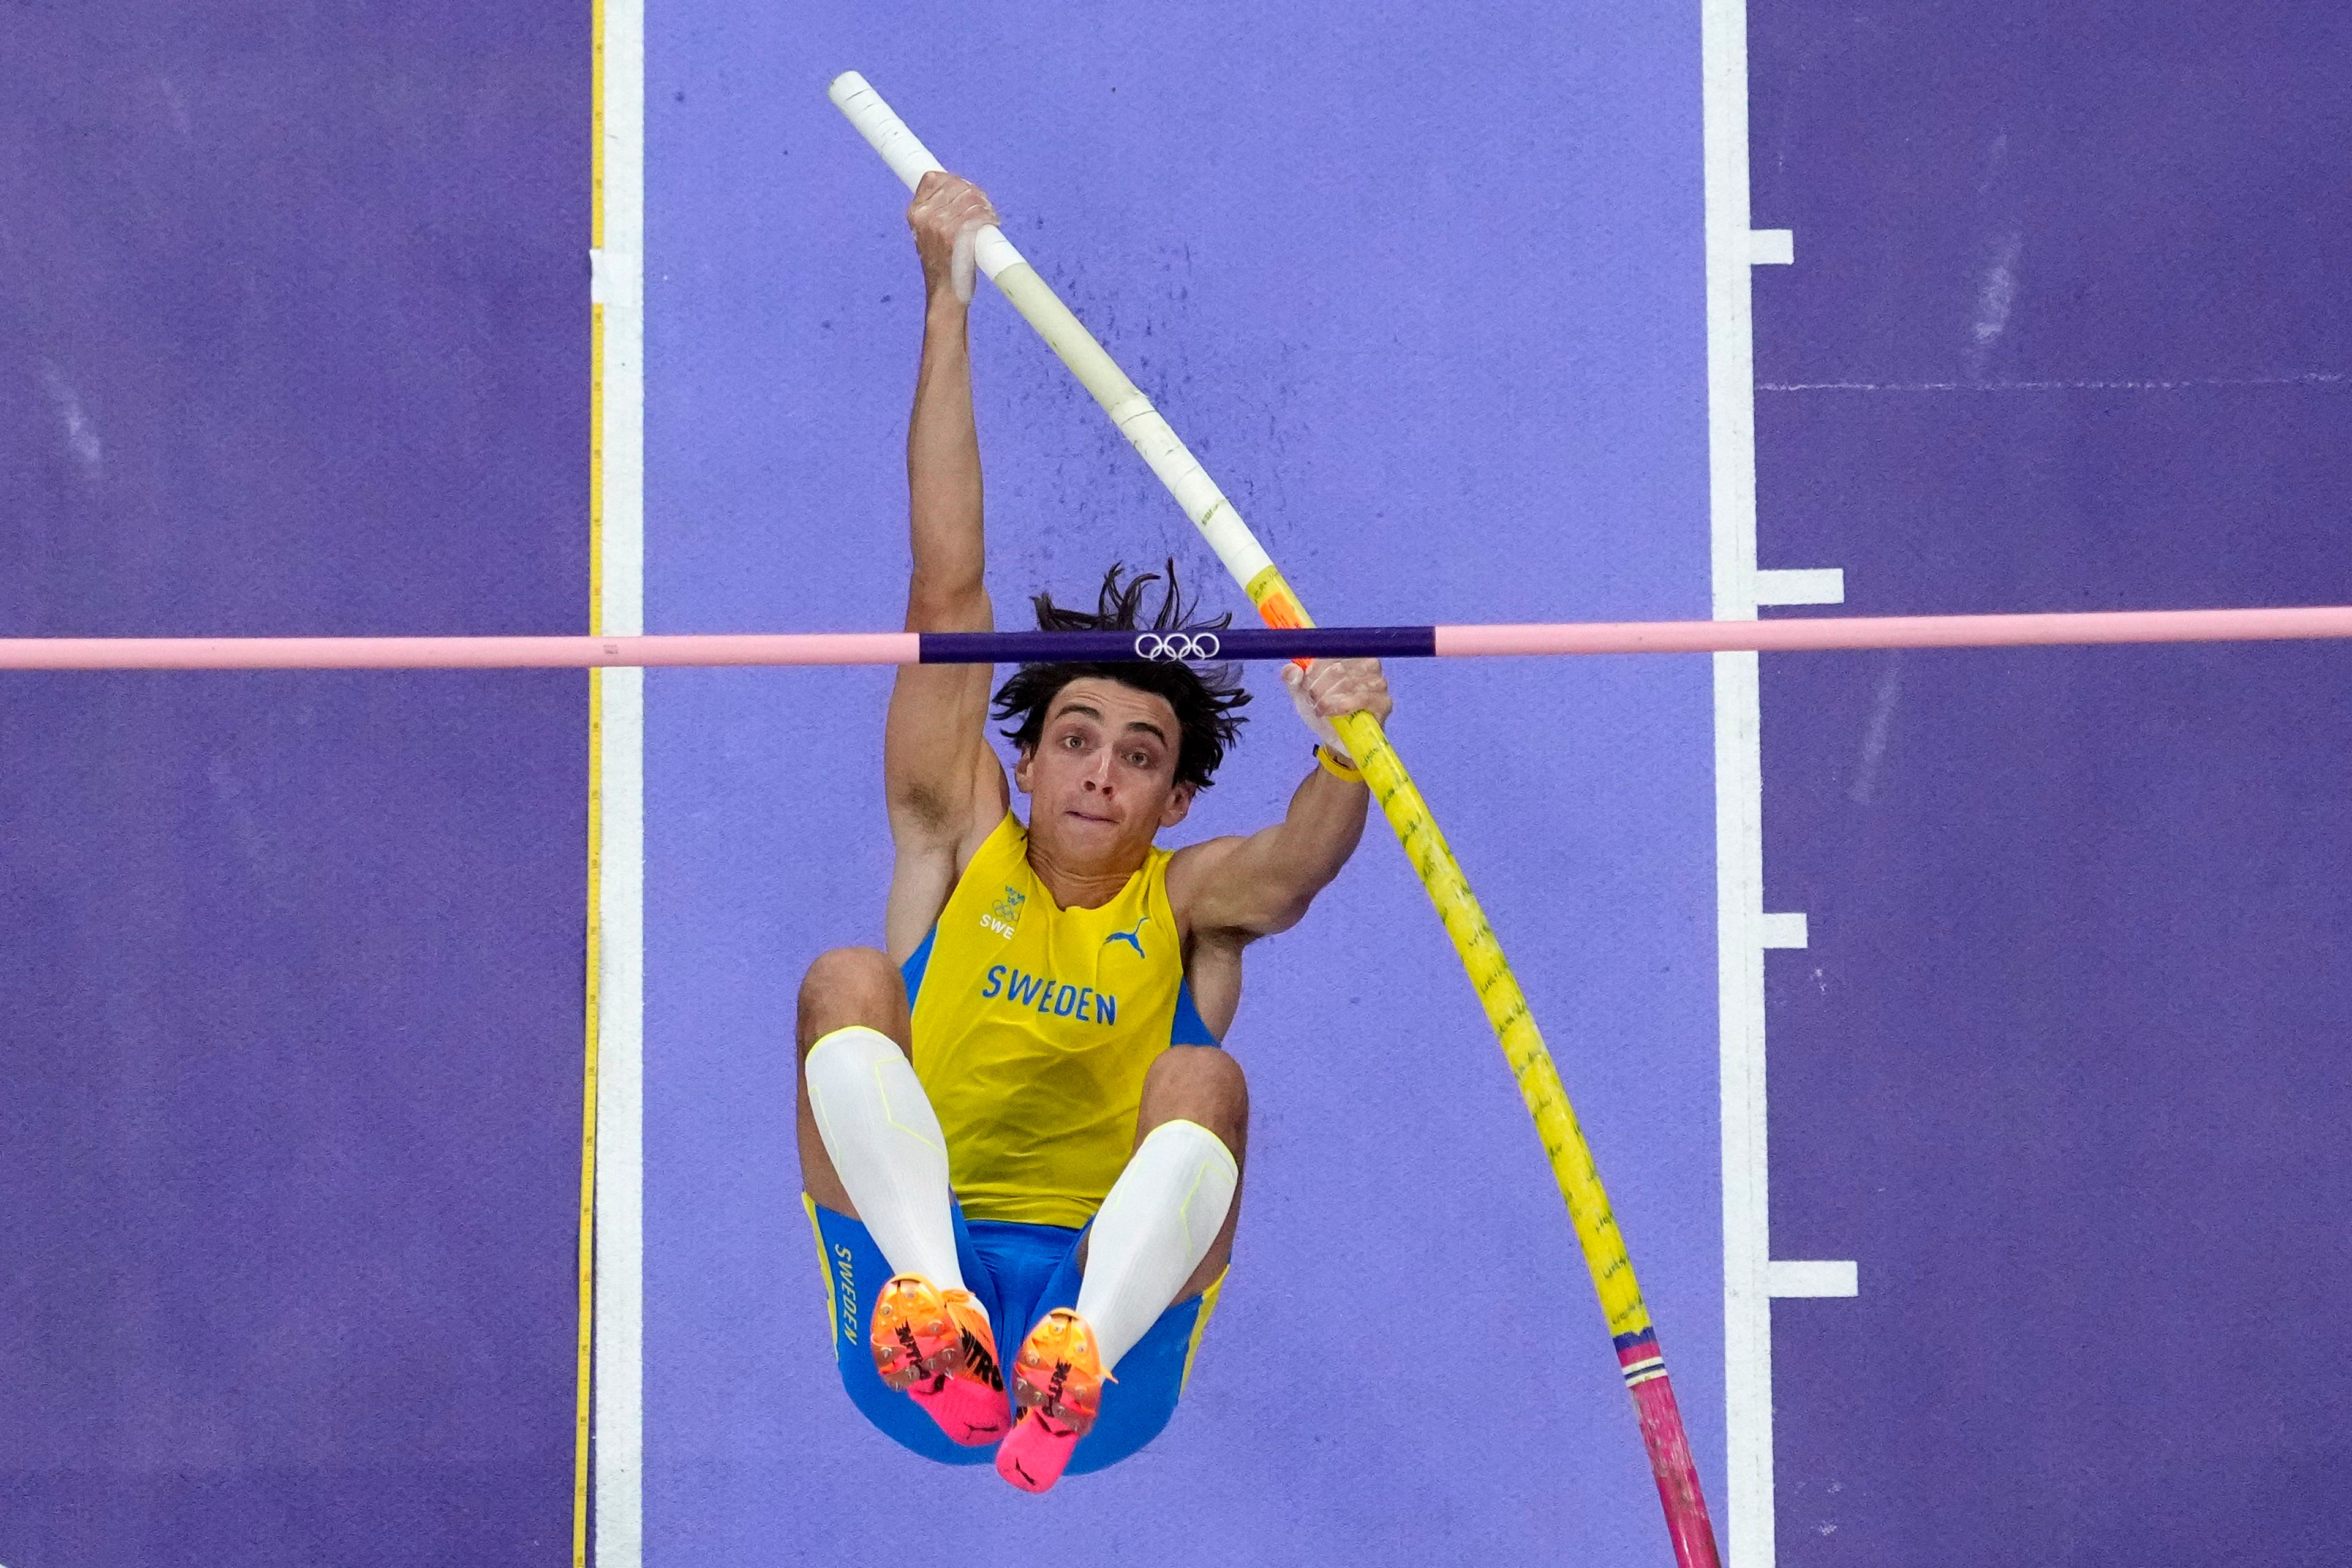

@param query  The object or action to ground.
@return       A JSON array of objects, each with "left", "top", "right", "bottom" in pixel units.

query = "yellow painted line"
[
  {"left": 575, "top": 655, "right": 601, "bottom": 1568},
  {"left": 575, "top": 0, "right": 606, "bottom": 1556}
]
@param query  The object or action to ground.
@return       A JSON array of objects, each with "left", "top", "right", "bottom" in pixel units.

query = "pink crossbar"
[
  {"left": 1433, "top": 604, "right": 2352, "bottom": 657},
  {"left": 0, "top": 606, "right": 2348, "bottom": 669},
  {"left": 0, "top": 632, "right": 921, "bottom": 670}
]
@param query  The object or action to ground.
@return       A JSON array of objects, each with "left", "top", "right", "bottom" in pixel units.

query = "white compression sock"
[
  {"left": 1074, "top": 1119, "right": 1239, "bottom": 1371},
  {"left": 802, "top": 1025, "right": 967, "bottom": 1295}
]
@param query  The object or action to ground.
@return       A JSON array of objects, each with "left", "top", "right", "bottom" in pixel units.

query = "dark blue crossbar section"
[{"left": 917, "top": 625, "right": 1437, "bottom": 665}]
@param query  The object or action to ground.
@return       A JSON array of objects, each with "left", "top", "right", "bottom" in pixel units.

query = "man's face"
[{"left": 1013, "top": 677, "right": 1194, "bottom": 865}]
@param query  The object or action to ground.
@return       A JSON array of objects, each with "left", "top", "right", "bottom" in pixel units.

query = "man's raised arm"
[
  {"left": 883, "top": 173, "right": 1011, "bottom": 944},
  {"left": 1169, "top": 659, "right": 1393, "bottom": 939}
]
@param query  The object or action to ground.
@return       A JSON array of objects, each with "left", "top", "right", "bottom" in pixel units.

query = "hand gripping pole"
[{"left": 831, "top": 70, "right": 1721, "bottom": 1566}]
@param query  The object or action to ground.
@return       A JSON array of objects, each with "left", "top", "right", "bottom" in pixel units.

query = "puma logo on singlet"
[{"left": 1103, "top": 913, "right": 1151, "bottom": 957}]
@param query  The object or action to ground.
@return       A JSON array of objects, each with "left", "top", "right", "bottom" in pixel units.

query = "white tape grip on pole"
[
  {"left": 828, "top": 71, "right": 1024, "bottom": 280},
  {"left": 972, "top": 230, "right": 1022, "bottom": 279},
  {"left": 826, "top": 72, "right": 940, "bottom": 189},
  {"left": 829, "top": 70, "right": 1267, "bottom": 581}
]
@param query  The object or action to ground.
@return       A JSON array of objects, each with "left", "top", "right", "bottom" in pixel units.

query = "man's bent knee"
[
  {"left": 797, "top": 946, "right": 908, "bottom": 1051},
  {"left": 1140, "top": 1046, "right": 1248, "bottom": 1152}
]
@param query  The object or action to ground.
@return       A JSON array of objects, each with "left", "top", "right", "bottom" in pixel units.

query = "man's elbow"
[{"left": 905, "top": 578, "right": 989, "bottom": 633}]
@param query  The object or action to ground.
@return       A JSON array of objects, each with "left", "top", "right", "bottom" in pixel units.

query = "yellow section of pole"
[{"left": 1242, "top": 565, "right": 1652, "bottom": 1340}]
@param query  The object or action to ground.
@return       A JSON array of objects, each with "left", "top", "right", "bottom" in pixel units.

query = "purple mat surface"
[
  {"left": 0, "top": 7, "right": 589, "bottom": 1564},
  {"left": 1751, "top": 2, "right": 2352, "bottom": 1561}
]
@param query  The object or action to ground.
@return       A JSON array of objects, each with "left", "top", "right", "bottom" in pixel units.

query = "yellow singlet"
[{"left": 902, "top": 813, "right": 1219, "bottom": 1228}]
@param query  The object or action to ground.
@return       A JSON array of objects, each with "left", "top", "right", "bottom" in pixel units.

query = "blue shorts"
[{"left": 804, "top": 1196, "right": 1223, "bottom": 1472}]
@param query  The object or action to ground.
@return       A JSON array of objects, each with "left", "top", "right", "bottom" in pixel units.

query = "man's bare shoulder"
[{"left": 1166, "top": 834, "right": 1250, "bottom": 872}]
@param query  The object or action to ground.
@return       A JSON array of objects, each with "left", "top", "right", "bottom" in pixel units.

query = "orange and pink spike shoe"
[
  {"left": 994, "top": 1308, "right": 1112, "bottom": 1493},
  {"left": 869, "top": 1274, "right": 1009, "bottom": 1447}
]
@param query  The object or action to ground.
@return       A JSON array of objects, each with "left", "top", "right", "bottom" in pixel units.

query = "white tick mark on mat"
[
  {"left": 1966, "top": 230, "right": 2023, "bottom": 379},
  {"left": 41, "top": 363, "right": 103, "bottom": 481},
  {"left": 1850, "top": 654, "right": 1903, "bottom": 804}
]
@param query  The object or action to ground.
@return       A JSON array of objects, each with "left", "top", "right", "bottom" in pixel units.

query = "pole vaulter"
[{"left": 826, "top": 69, "right": 1724, "bottom": 1567}]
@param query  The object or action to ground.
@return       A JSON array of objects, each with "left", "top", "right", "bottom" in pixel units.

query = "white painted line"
[
  {"left": 594, "top": 2, "right": 646, "bottom": 1565},
  {"left": 1711, "top": 652, "right": 1774, "bottom": 1568},
  {"left": 1758, "top": 912, "right": 1809, "bottom": 949},
  {"left": 1768, "top": 1260, "right": 1859, "bottom": 1298},
  {"left": 1754, "top": 567, "right": 1845, "bottom": 606},
  {"left": 595, "top": 672, "right": 645, "bottom": 1567},
  {"left": 1747, "top": 228, "right": 1793, "bottom": 266},
  {"left": 598, "top": 245, "right": 645, "bottom": 641},
  {"left": 1702, "top": 0, "right": 1777, "bottom": 1556}
]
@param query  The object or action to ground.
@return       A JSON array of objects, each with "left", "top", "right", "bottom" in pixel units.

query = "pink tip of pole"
[{"left": 1629, "top": 1370, "right": 1722, "bottom": 1568}]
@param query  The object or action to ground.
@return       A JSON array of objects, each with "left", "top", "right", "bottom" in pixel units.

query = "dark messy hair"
[{"left": 992, "top": 560, "right": 1252, "bottom": 790}]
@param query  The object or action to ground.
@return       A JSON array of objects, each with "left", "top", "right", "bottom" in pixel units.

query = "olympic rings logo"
[{"left": 1133, "top": 631, "right": 1222, "bottom": 662}]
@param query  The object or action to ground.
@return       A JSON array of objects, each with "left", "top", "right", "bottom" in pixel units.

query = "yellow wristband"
[{"left": 1314, "top": 744, "right": 1363, "bottom": 783}]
